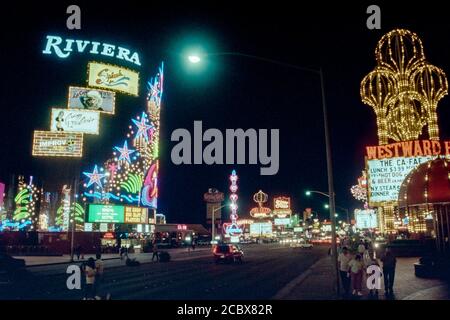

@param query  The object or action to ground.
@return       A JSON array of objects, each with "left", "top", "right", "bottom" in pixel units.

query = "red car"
[{"left": 213, "top": 244, "right": 244, "bottom": 264}]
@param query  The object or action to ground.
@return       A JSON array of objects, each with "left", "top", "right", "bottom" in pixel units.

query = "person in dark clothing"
[
  {"left": 381, "top": 249, "right": 397, "bottom": 296},
  {"left": 151, "top": 242, "right": 159, "bottom": 261},
  {"left": 75, "top": 245, "right": 82, "bottom": 260}
]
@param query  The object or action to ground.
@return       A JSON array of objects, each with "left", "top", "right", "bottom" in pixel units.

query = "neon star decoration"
[
  {"left": 83, "top": 165, "right": 106, "bottom": 188},
  {"left": 114, "top": 141, "right": 135, "bottom": 163},
  {"left": 82, "top": 63, "right": 164, "bottom": 209},
  {"left": 132, "top": 112, "right": 154, "bottom": 142}
]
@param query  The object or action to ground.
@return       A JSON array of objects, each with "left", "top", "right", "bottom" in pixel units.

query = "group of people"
[
  {"left": 337, "top": 239, "right": 397, "bottom": 298},
  {"left": 82, "top": 253, "right": 110, "bottom": 300}
]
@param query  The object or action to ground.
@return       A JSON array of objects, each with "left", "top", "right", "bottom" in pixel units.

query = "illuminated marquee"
[
  {"left": 68, "top": 86, "right": 116, "bottom": 114},
  {"left": 42, "top": 35, "right": 141, "bottom": 66},
  {"left": 87, "top": 62, "right": 140, "bottom": 96},
  {"left": 365, "top": 140, "right": 450, "bottom": 205},
  {"left": 50, "top": 108, "right": 100, "bottom": 135},
  {"left": 32, "top": 130, "right": 83, "bottom": 157}
]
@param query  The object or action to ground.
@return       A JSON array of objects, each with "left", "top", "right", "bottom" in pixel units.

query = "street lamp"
[
  {"left": 211, "top": 204, "right": 229, "bottom": 244},
  {"left": 188, "top": 55, "right": 201, "bottom": 63},
  {"left": 189, "top": 52, "right": 339, "bottom": 295},
  {"left": 324, "top": 203, "right": 350, "bottom": 224}
]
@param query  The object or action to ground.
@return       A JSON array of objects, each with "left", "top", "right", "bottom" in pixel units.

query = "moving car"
[
  {"left": 297, "top": 238, "right": 313, "bottom": 249},
  {"left": 213, "top": 244, "right": 244, "bottom": 264}
]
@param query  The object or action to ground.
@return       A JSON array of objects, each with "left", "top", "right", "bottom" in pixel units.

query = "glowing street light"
[{"left": 188, "top": 55, "right": 201, "bottom": 63}]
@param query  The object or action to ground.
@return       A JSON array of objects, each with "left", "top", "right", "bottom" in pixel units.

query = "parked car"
[{"left": 213, "top": 244, "right": 244, "bottom": 264}]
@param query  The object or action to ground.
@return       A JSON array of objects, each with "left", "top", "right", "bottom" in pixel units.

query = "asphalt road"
[{"left": 1, "top": 244, "right": 327, "bottom": 300}]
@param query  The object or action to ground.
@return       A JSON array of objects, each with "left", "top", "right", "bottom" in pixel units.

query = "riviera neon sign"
[{"left": 42, "top": 35, "right": 141, "bottom": 67}]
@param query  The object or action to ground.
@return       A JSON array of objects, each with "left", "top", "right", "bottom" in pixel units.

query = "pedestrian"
[
  {"left": 381, "top": 249, "right": 397, "bottom": 296},
  {"left": 348, "top": 254, "right": 364, "bottom": 296},
  {"left": 191, "top": 240, "right": 196, "bottom": 251},
  {"left": 151, "top": 242, "right": 159, "bottom": 262},
  {"left": 75, "top": 245, "right": 81, "bottom": 260},
  {"left": 357, "top": 240, "right": 366, "bottom": 255},
  {"left": 338, "top": 247, "right": 352, "bottom": 297},
  {"left": 94, "top": 253, "right": 104, "bottom": 300},
  {"left": 83, "top": 257, "right": 96, "bottom": 300}
]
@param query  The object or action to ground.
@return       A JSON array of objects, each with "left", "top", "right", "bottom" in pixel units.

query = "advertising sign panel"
[
  {"left": 355, "top": 209, "right": 378, "bottom": 229},
  {"left": 366, "top": 140, "right": 450, "bottom": 205},
  {"left": 51, "top": 108, "right": 100, "bottom": 135},
  {"left": 87, "top": 62, "right": 139, "bottom": 96},
  {"left": 32, "top": 131, "right": 83, "bottom": 157},
  {"left": 250, "top": 222, "right": 273, "bottom": 236},
  {"left": 68, "top": 86, "right": 116, "bottom": 114},
  {"left": 124, "top": 206, "right": 148, "bottom": 224},
  {"left": 87, "top": 204, "right": 124, "bottom": 223}
]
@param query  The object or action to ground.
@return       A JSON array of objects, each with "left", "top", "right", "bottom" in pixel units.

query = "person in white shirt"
[
  {"left": 83, "top": 258, "right": 96, "bottom": 300},
  {"left": 337, "top": 247, "right": 352, "bottom": 296}
]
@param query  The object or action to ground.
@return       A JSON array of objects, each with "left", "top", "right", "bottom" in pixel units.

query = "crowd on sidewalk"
[{"left": 337, "top": 237, "right": 396, "bottom": 299}]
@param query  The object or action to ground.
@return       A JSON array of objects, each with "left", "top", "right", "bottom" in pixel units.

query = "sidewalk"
[
  {"left": 16, "top": 247, "right": 212, "bottom": 267},
  {"left": 276, "top": 256, "right": 450, "bottom": 300}
]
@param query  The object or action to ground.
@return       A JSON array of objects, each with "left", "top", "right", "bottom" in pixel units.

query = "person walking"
[
  {"left": 94, "top": 253, "right": 104, "bottom": 300},
  {"left": 348, "top": 254, "right": 364, "bottom": 296},
  {"left": 75, "top": 245, "right": 81, "bottom": 261},
  {"left": 338, "top": 247, "right": 352, "bottom": 297},
  {"left": 381, "top": 249, "right": 397, "bottom": 296},
  {"left": 151, "top": 242, "right": 159, "bottom": 262},
  {"left": 83, "top": 258, "right": 96, "bottom": 300}
]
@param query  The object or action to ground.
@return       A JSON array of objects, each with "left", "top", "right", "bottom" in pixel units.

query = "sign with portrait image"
[
  {"left": 68, "top": 86, "right": 116, "bottom": 114},
  {"left": 87, "top": 62, "right": 139, "bottom": 96},
  {"left": 50, "top": 108, "right": 100, "bottom": 135}
]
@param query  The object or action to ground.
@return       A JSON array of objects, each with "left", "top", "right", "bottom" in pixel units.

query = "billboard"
[
  {"left": 366, "top": 140, "right": 450, "bottom": 205},
  {"left": 355, "top": 209, "right": 378, "bottom": 229},
  {"left": 50, "top": 108, "right": 100, "bottom": 135},
  {"left": 68, "top": 86, "right": 116, "bottom": 114},
  {"left": 124, "top": 206, "right": 148, "bottom": 224},
  {"left": 250, "top": 222, "right": 273, "bottom": 236},
  {"left": 87, "top": 204, "right": 148, "bottom": 224},
  {"left": 87, "top": 62, "right": 139, "bottom": 96},
  {"left": 32, "top": 131, "right": 83, "bottom": 157},
  {"left": 88, "top": 204, "right": 124, "bottom": 223}
]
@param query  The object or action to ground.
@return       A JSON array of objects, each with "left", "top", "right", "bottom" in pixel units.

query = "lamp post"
[
  {"left": 212, "top": 204, "right": 227, "bottom": 244},
  {"left": 188, "top": 52, "right": 339, "bottom": 295},
  {"left": 324, "top": 203, "right": 350, "bottom": 224}
]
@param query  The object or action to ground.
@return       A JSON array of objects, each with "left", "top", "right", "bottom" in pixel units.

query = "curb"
[
  {"left": 26, "top": 257, "right": 121, "bottom": 268},
  {"left": 272, "top": 257, "right": 326, "bottom": 299}
]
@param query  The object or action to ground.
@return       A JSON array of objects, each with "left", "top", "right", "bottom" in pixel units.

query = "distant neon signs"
[
  {"left": 42, "top": 35, "right": 141, "bottom": 67},
  {"left": 50, "top": 108, "right": 100, "bottom": 135},
  {"left": 250, "top": 190, "right": 272, "bottom": 219},
  {"left": 32, "top": 131, "right": 83, "bottom": 157},
  {"left": 274, "top": 218, "right": 291, "bottom": 226},
  {"left": 250, "top": 222, "right": 273, "bottom": 236},
  {"left": 68, "top": 87, "right": 116, "bottom": 114},
  {"left": 177, "top": 224, "right": 187, "bottom": 230},
  {"left": 87, "top": 62, "right": 139, "bottom": 96},
  {"left": 273, "top": 196, "right": 292, "bottom": 218}
]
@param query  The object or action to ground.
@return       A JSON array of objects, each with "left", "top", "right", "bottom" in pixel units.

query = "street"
[{"left": 0, "top": 244, "right": 328, "bottom": 300}]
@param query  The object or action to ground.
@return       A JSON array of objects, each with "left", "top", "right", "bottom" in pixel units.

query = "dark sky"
[{"left": 1, "top": 1, "right": 450, "bottom": 224}]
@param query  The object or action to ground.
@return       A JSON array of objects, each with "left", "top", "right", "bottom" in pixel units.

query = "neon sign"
[{"left": 42, "top": 35, "right": 141, "bottom": 67}]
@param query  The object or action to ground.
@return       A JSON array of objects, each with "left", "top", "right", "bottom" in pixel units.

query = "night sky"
[{"left": 2, "top": 1, "right": 450, "bottom": 224}]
